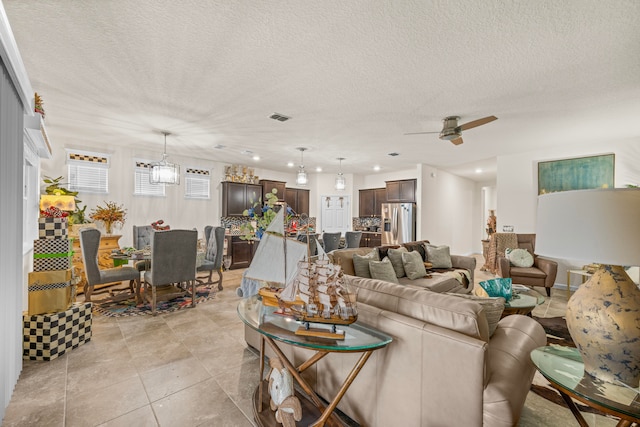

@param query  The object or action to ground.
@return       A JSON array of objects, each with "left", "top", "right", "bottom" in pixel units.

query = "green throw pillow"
[
  {"left": 387, "top": 247, "right": 408, "bottom": 278},
  {"left": 369, "top": 258, "right": 399, "bottom": 284},
  {"left": 401, "top": 250, "right": 428, "bottom": 280},
  {"left": 506, "top": 248, "right": 534, "bottom": 268},
  {"left": 353, "top": 250, "right": 380, "bottom": 278},
  {"left": 424, "top": 244, "right": 452, "bottom": 268},
  {"left": 445, "top": 293, "right": 506, "bottom": 337}
]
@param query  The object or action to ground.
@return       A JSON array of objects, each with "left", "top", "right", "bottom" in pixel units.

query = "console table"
[
  {"left": 531, "top": 346, "right": 640, "bottom": 426},
  {"left": 238, "top": 297, "right": 392, "bottom": 427}
]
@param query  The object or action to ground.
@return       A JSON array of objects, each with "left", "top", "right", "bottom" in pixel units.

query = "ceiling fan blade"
[
  {"left": 404, "top": 131, "right": 440, "bottom": 135},
  {"left": 451, "top": 136, "right": 464, "bottom": 145},
  {"left": 459, "top": 115, "right": 497, "bottom": 131}
]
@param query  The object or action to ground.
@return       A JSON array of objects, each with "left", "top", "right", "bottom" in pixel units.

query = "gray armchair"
[
  {"left": 345, "top": 231, "right": 363, "bottom": 248},
  {"left": 197, "top": 226, "right": 225, "bottom": 290},
  {"left": 322, "top": 232, "right": 341, "bottom": 253},
  {"left": 497, "top": 233, "right": 558, "bottom": 297},
  {"left": 143, "top": 229, "right": 198, "bottom": 315},
  {"left": 132, "top": 225, "right": 154, "bottom": 271},
  {"left": 79, "top": 228, "right": 140, "bottom": 302}
]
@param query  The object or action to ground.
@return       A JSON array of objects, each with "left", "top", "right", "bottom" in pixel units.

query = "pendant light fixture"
[
  {"left": 335, "top": 157, "right": 346, "bottom": 190},
  {"left": 296, "top": 147, "right": 308, "bottom": 186},
  {"left": 150, "top": 131, "right": 180, "bottom": 185}
]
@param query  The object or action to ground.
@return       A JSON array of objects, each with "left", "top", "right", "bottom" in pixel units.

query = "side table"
[
  {"left": 238, "top": 297, "right": 392, "bottom": 427},
  {"left": 531, "top": 346, "right": 640, "bottom": 426},
  {"left": 566, "top": 269, "right": 593, "bottom": 299}
]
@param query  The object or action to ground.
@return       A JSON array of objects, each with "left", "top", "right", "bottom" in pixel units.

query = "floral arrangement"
[
  {"left": 34, "top": 92, "right": 45, "bottom": 118},
  {"left": 90, "top": 201, "right": 127, "bottom": 235},
  {"left": 240, "top": 189, "right": 292, "bottom": 240}
]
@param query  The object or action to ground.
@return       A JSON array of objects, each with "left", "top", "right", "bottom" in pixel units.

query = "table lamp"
[
  {"left": 535, "top": 188, "right": 640, "bottom": 387},
  {"left": 39, "top": 194, "right": 76, "bottom": 212}
]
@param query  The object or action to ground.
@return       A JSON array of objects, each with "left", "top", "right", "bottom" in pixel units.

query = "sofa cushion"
[
  {"left": 425, "top": 244, "right": 453, "bottom": 268},
  {"left": 387, "top": 247, "right": 408, "bottom": 278},
  {"left": 445, "top": 293, "right": 505, "bottom": 336},
  {"left": 353, "top": 249, "right": 380, "bottom": 278},
  {"left": 369, "top": 258, "right": 399, "bottom": 283},
  {"left": 506, "top": 248, "right": 534, "bottom": 267},
  {"left": 401, "top": 250, "right": 427, "bottom": 280},
  {"left": 327, "top": 247, "right": 372, "bottom": 276},
  {"left": 402, "top": 240, "right": 429, "bottom": 260},
  {"left": 346, "top": 275, "right": 489, "bottom": 341}
]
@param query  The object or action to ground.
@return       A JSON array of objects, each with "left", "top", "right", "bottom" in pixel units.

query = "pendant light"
[
  {"left": 296, "top": 147, "right": 308, "bottom": 186},
  {"left": 335, "top": 157, "right": 346, "bottom": 190},
  {"left": 150, "top": 131, "right": 180, "bottom": 185}
]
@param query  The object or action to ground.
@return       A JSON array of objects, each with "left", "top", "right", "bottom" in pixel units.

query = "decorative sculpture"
[
  {"left": 268, "top": 358, "right": 302, "bottom": 427},
  {"left": 486, "top": 209, "right": 496, "bottom": 238}
]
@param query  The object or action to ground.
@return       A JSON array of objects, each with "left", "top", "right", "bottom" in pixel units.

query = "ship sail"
[{"left": 238, "top": 209, "right": 307, "bottom": 298}]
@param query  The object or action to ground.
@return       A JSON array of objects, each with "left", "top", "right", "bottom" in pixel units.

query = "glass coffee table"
[
  {"left": 502, "top": 286, "right": 545, "bottom": 317},
  {"left": 238, "top": 297, "right": 392, "bottom": 427},
  {"left": 531, "top": 346, "right": 640, "bottom": 426}
]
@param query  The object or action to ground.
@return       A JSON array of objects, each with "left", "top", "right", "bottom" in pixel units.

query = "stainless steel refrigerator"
[{"left": 381, "top": 203, "right": 416, "bottom": 245}]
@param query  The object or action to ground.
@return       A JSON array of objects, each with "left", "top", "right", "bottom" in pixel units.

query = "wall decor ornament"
[{"left": 537, "top": 153, "right": 614, "bottom": 195}]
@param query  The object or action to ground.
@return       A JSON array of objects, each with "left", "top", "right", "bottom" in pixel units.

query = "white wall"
[{"left": 496, "top": 138, "right": 640, "bottom": 285}]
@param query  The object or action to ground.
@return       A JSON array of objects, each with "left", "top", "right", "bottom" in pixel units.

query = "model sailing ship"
[{"left": 240, "top": 208, "right": 357, "bottom": 339}]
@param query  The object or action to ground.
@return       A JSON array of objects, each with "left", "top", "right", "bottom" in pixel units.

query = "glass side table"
[
  {"left": 502, "top": 287, "right": 545, "bottom": 317},
  {"left": 238, "top": 297, "right": 393, "bottom": 427},
  {"left": 531, "top": 346, "right": 640, "bottom": 426}
]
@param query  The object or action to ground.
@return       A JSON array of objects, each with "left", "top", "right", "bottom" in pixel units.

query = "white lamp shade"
[
  {"left": 536, "top": 188, "right": 640, "bottom": 265},
  {"left": 296, "top": 167, "right": 307, "bottom": 186},
  {"left": 150, "top": 158, "right": 180, "bottom": 185},
  {"left": 335, "top": 173, "right": 346, "bottom": 190}
]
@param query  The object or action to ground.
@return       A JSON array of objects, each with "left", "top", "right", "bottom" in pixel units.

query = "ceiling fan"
[{"left": 405, "top": 115, "right": 498, "bottom": 145}]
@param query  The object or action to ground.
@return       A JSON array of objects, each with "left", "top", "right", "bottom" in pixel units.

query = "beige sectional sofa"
[{"left": 244, "top": 273, "right": 546, "bottom": 426}]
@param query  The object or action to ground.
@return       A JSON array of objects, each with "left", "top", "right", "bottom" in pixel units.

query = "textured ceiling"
[{"left": 4, "top": 0, "right": 640, "bottom": 181}]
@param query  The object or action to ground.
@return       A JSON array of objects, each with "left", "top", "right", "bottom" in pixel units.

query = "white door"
[{"left": 320, "top": 195, "right": 350, "bottom": 233}]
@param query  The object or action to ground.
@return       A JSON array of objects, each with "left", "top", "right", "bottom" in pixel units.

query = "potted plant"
[{"left": 89, "top": 201, "right": 127, "bottom": 235}]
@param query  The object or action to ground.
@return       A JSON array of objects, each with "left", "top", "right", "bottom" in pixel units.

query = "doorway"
[{"left": 320, "top": 195, "right": 350, "bottom": 233}]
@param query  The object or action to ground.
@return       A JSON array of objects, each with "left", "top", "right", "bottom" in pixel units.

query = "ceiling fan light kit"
[{"left": 405, "top": 115, "right": 497, "bottom": 145}]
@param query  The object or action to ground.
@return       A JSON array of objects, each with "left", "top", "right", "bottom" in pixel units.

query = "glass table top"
[
  {"left": 506, "top": 287, "right": 545, "bottom": 308},
  {"left": 531, "top": 346, "right": 640, "bottom": 419},
  {"left": 237, "top": 296, "right": 393, "bottom": 352}
]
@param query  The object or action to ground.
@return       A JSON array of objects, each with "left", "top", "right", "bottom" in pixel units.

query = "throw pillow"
[
  {"left": 424, "top": 244, "right": 453, "bottom": 269},
  {"left": 506, "top": 248, "right": 534, "bottom": 268},
  {"left": 352, "top": 250, "right": 380, "bottom": 278},
  {"left": 445, "top": 293, "right": 506, "bottom": 337},
  {"left": 401, "top": 251, "right": 428, "bottom": 280},
  {"left": 369, "top": 258, "right": 399, "bottom": 284},
  {"left": 387, "top": 247, "right": 408, "bottom": 278}
]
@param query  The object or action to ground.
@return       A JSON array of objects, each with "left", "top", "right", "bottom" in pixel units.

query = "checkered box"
[
  {"left": 38, "top": 217, "right": 68, "bottom": 239},
  {"left": 23, "top": 302, "right": 92, "bottom": 361},
  {"left": 33, "top": 238, "right": 73, "bottom": 271}
]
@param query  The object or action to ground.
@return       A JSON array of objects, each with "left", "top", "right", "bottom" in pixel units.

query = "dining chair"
[
  {"left": 322, "top": 232, "right": 342, "bottom": 253},
  {"left": 345, "top": 231, "right": 363, "bottom": 248},
  {"left": 132, "top": 225, "right": 154, "bottom": 271},
  {"left": 143, "top": 229, "right": 198, "bottom": 315},
  {"left": 79, "top": 228, "right": 141, "bottom": 302},
  {"left": 197, "top": 225, "right": 225, "bottom": 290},
  {"left": 297, "top": 233, "right": 318, "bottom": 257}
]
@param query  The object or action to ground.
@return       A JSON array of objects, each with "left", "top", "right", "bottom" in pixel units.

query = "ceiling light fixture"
[
  {"left": 287, "top": 161, "right": 294, "bottom": 167},
  {"left": 150, "top": 131, "right": 180, "bottom": 185},
  {"left": 296, "top": 147, "right": 308, "bottom": 186},
  {"left": 373, "top": 165, "right": 381, "bottom": 172},
  {"left": 335, "top": 157, "right": 346, "bottom": 191}
]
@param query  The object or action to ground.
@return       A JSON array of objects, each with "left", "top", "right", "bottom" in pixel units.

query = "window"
[
  {"left": 134, "top": 160, "right": 165, "bottom": 196},
  {"left": 67, "top": 150, "right": 109, "bottom": 194},
  {"left": 185, "top": 168, "right": 211, "bottom": 199}
]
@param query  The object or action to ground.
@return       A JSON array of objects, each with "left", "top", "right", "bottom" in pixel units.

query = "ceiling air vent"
[
  {"left": 270, "top": 113, "right": 291, "bottom": 122},
  {"left": 388, "top": 152, "right": 400, "bottom": 157}
]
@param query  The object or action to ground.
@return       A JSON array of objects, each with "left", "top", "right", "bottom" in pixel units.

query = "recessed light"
[
  {"left": 475, "top": 168, "right": 482, "bottom": 173},
  {"left": 373, "top": 165, "right": 381, "bottom": 171},
  {"left": 287, "top": 161, "right": 294, "bottom": 167},
  {"left": 253, "top": 155, "right": 260, "bottom": 161},
  {"left": 315, "top": 167, "right": 322, "bottom": 172}
]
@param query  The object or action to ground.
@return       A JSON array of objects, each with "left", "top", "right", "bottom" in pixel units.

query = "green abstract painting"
[{"left": 538, "top": 154, "right": 615, "bottom": 195}]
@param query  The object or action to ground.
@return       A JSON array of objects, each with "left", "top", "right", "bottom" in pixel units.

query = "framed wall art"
[{"left": 538, "top": 154, "right": 615, "bottom": 195}]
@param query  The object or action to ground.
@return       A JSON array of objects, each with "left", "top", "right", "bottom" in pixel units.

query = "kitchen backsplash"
[
  {"left": 353, "top": 217, "right": 381, "bottom": 231},
  {"left": 222, "top": 216, "right": 316, "bottom": 235}
]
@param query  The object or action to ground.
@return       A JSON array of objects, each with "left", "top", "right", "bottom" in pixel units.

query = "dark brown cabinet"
[
  {"left": 285, "top": 188, "right": 310, "bottom": 215},
  {"left": 221, "top": 182, "right": 263, "bottom": 217},
  {"left": 359, "top": 187, "right": 386, "bottom": 217},
  {"left": 260, "top": 180, "right": 286, "bottom": 200},
  {"left": 360, "top": 232, "right": 382, "bottom": 248},
  {"left": 229, "top": 236, "right": 259, "bottom": 269},
  {"left": 386, "top": 179, "right": 416, "bottom": 203}
]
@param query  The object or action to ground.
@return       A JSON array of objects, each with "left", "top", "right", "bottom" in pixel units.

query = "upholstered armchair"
[
  {"left": 497, "top": 233, "right": 558, "bottom": 296},
  {"left": 132, "top": 225, "right": 154, "bottom": 271}
]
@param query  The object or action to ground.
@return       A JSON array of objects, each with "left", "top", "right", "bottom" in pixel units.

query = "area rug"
[
  {"left": 91, "top": 283, "right": 217, "bottom": 317},
  {"left": 531, "top": 316, "right": 613, "bottom": 418}
]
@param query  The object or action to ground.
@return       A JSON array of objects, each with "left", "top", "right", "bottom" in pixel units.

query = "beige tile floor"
[{"left": 2, "top": 256, "right": 620, "bottom": 426}]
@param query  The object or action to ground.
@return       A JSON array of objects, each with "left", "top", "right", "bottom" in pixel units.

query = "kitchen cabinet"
[
  {"left": 359, "top": 232, "right": 382, "bottom": 248},
  {"left": 221, "top": 182, "right": 262, "bottom": 217},
  {"left": 259, "top": 180, "right": 286, "bottom": 200},
  {"left": 359, "top": 187, "right": 386, "bottom": 217},
  {"left": 386, "top": 179, "right": 416, "bottom": 203},
  {"left": 229, "top": 236, "right": 259, "bottom": 269},
  {"left": 285, "top": 188, "right": 310, "bottom": 215}
]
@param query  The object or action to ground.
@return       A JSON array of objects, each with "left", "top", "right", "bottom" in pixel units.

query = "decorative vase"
[
  {"left": 566, "top": 265, "right": 640, "bottom": 387},
  {"left": 105, "top": 222, "right": 113, "bottom": 235}
]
